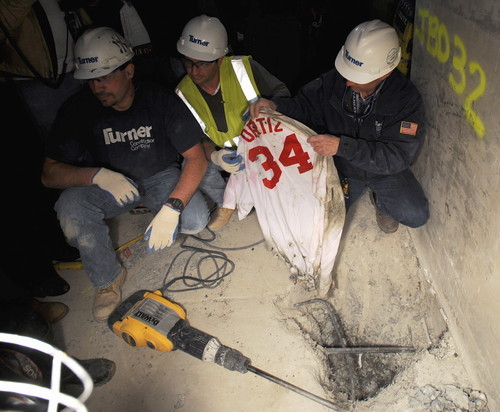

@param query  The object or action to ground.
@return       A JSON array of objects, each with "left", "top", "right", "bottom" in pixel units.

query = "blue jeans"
[
  {"left": 195, "top": 161, "right": 227, "bottom": 206},
  {"left": 54, "top": 166, "right": 209, "bottom": 289},
  {"left": 344, "top": 169, "right": 429, "bottom": 228}
]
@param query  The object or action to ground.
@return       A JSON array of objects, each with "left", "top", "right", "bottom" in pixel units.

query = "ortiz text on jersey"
[{"left": 240, "top": 115, "right": 313, "bottom": 189}]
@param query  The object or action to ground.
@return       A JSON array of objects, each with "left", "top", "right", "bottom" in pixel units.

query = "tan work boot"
[
  {"left": 370, "top": 191, "right": 399, "bottom": 234},
  {"left": 32, "top": 300, "right": 69, "bottom": 324},
  {"left": 207, "top": 207, "right": 234, "bottom": 231},
  {"left": 93, "top": 268, "right": 126, "bottom": 322}
]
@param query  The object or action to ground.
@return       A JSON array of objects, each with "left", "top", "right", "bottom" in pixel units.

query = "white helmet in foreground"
[
  {"left": 177, "top": 15, "right": 229, "bottom": 61},
  {"left": 335, "top": 20, "right": 401, "bottom": 84},
  {"left": 74, "top": 27, "right": 134, "bottom": 80}
]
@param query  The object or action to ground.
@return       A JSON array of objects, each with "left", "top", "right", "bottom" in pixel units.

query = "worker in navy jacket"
[{"left": 250, "top": 20, "right": 429, "bottom": 234}]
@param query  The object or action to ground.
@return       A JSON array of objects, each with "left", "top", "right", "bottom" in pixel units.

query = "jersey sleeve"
[{"left": 224, "top": 165, "right": 254, "bottom": 218}]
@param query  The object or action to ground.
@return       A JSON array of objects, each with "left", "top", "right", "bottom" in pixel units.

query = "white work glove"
[
  {"left": 92, "top": 168, "right": 139, "bottom": 206},
  {"left": 144, "top": 205, "right": 180, "bottom": 252},
  {"left": 210, "top": 148, "right": 245, "bottom": 174}
]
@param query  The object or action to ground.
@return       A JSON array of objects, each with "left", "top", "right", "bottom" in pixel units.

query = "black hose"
[{"left": 160, "top": 229, "right": 264, "bottom": 294}]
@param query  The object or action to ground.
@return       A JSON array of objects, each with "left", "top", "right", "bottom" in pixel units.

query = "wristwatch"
[{"left": 166, "top": 197, "right": 184, "bottom": 212}]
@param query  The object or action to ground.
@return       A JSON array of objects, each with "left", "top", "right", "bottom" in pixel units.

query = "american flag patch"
[{"left": 400, "top": 121, "right": 418, "bottom": 135}]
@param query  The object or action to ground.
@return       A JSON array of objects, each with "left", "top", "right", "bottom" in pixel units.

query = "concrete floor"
[{"left": 48, "top": 191, "right": 452, "bottom": 412}]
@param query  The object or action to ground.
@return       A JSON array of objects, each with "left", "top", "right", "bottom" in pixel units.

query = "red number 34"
[{"left": 247, "top": 133, "right": 313, "bottom": 189}]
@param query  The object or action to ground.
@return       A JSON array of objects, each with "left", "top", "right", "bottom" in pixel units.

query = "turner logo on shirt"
[
  {"left": 103, "top": 126, "right": 154, "bottom": 150},
  {"left": 103, "top": 126, "right": 153, "bottom": 143}
]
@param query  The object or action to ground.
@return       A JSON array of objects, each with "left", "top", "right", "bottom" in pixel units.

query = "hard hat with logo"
[
  {"left": 74, "top": 27, "right": 134, "bottom": 80},
  {"left": 177, "top": 15, "right": 229, "bottom": 61},
  {"left": 335, "top": 20, "right": 401, "bottom": 84}
]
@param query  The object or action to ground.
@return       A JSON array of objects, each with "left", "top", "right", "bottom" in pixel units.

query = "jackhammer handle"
[{"left": 168, "top": 320, "right": 250, "bottom": 373}]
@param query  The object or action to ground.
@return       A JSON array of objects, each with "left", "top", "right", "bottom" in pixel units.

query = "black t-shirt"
[{"left": 46, "top": 81, "right": 205, "bottom": 181}]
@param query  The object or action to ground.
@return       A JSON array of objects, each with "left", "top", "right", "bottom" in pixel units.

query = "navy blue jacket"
[{"left": 272, "top": 69, "right": 425, "bottom": 181}]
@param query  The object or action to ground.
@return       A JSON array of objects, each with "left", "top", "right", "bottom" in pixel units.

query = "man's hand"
[
  {"left": 211, "top": 148, "right": 245, "bottom": 174},
  {"left": 249, "top": 97, "right": 276, "bottom": 119},
  {"left": 92, "top": 168, "right": 139, "bottom": 206},
  {"left": 307, "top": 134, "right": 341, "bottom": 156},
  {"left": 144, "top": 205, "right": 180, "bottom": 252}
]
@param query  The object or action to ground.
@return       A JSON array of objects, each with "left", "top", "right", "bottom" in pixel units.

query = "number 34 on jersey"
[{"left": 240, "top": 114, "right": 313, "bottom": 189}]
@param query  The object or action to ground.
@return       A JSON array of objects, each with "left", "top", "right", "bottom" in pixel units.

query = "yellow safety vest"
[{"left": 176, "top": 56, "right": 260, "bottom": 148}]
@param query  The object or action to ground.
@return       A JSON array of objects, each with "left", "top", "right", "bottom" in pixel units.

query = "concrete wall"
[{"left": 411, "top": 0, "right": 500, "bottom": 408}]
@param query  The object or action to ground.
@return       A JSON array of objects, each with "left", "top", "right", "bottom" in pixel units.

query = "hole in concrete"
[
  {"left": 294, "top": 300, "right": 416, "bottom": 405},
  {"left": 324, "top": 340, "right": 408, "bottom": 402}
]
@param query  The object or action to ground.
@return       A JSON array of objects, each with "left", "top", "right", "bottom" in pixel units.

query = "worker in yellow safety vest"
[{"left": 176, "top": 15, "right": 290, "bottom": 230}]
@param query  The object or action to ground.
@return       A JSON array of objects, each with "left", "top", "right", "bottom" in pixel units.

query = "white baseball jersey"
[{"left": 224, "top": 110, "right": 345, "bottom": 296}]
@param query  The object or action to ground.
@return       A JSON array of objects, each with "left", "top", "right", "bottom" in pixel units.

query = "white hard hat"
[
  {"left": 74, "top": 27, "right": 134, "bottom": 80},
  {"left": 335, "top": 20, "right": 401, "bottom": 84},
  {"left": 177, "top": 15, "right": 229, "bottom": 61}
]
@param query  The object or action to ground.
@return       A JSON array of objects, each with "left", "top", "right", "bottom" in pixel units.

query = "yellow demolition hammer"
[{"left": 108, "top": 289, "right": 340, "bottom": 410}]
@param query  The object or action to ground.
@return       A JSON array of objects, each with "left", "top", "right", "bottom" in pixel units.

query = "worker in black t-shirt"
[{"left": 42, "top": 27, "right": 209, "bottom": 322}]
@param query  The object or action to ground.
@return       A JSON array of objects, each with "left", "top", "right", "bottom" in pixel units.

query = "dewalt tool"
[{"left": 108, "top": 290, "right": 341, "bottom": 410}]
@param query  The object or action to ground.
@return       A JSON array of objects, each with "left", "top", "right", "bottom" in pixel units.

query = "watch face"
[{"left": 168, "top": 198, "right": 184, "bottom": 212}]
